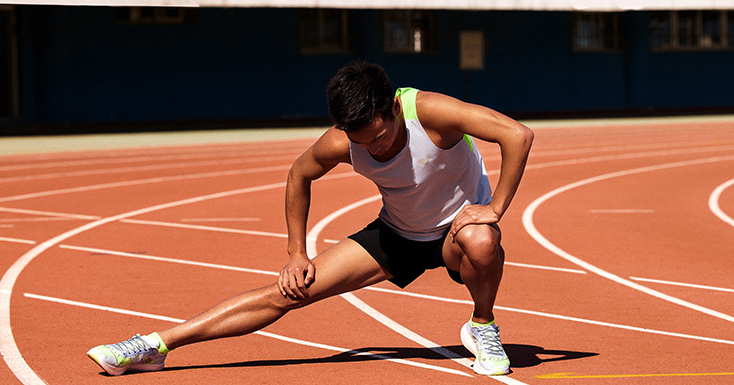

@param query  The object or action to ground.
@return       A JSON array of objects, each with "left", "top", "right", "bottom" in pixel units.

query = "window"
[
  {"left": 299, "top": 9, "right": 350, "bottom": 54},
  {"left": 650, "top": 11, "right": 732, "bottom": 51},
  {"left": 573, "top": 12, "right": 620, "bottom": 51},
  {"left": 383, "top": 10, "right": 436, "bottom": 53},
  {"left": 650, "top": 11, "right": 673, "bottom": 50},
  {"left": 700, "top": 10, "right": 722, "bottom": 47},
  {"left": 116, "top": 7, "right": 196, "bottom": 25}
]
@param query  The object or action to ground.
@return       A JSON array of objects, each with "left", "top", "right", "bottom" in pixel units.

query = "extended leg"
[
  {"left": 88, "top": 238, "right": 390, "bottom": 375},
  {"left": 159, "top": 238, "right": 389, "bottom": 349}
]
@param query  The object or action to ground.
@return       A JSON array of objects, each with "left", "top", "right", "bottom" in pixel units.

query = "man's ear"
[{"left": 392, "top": 97, "right": 402, "bottom": 117}]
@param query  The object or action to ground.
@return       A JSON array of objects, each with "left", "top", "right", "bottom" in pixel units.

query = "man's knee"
[
  {"left": 455, "top": 224, "right": 503, "bottom": 267},
  {"left": 266, "top": 283, "right": 314, "bottom": 311}
]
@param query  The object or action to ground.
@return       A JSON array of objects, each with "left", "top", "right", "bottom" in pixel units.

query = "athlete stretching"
[{"left": 87, "top": 60, "right": 534, "bottom": 377}]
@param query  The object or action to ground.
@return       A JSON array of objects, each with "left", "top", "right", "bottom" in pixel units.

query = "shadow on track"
[{"left": 95, "top": 344, "right": 597, "bottom": 376}]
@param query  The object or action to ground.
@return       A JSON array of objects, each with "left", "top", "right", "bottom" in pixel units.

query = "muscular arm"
[
  {"left": 281, "top": 127, "right": 351, "bottom": 298},
  {"left": 416, "top": 92, "right": 534, "bottom": 237}
]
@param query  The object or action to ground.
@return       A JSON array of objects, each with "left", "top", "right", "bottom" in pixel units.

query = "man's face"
[{"left": 346, "top": 114, "right": 400, "bottom": 157}]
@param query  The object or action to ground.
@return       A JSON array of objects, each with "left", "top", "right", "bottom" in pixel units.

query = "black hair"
[{"left": 326, "top": 60, "right": 394, "bottom": 132}]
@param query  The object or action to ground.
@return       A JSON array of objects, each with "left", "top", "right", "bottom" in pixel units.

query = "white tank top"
[{"left": 350, "top": 88, "right": 492, "bottom": 241}]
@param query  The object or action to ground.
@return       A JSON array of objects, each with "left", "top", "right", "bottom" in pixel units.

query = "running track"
[{"left": 1, "top": 117, "right": 733, "bottom": 384}]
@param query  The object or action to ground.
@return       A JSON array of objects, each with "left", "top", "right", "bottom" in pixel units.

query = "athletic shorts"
[{"left": 348, "top": 218, "right": 464, "bottom": 288}]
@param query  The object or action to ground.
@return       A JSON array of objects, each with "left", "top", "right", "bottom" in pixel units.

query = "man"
[{"left": 87, "top": 60, "right": 533, "bottom": 377}]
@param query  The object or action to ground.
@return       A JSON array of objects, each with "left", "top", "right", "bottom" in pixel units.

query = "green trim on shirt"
[{"left": 395, "top": 87, "right": 419, "bottom": 121}]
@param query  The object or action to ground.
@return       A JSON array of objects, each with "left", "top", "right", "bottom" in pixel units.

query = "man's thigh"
[{"left": 306, "top": 238, "right": 392, "bottom": 303}]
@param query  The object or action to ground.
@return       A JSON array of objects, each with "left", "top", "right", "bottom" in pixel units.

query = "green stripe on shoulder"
[
  {"left": 463, "top": 134, "right": 474, "bottom": 152},
  {"left": 395, "top": 87, "right": 419, "bottom": 121}
]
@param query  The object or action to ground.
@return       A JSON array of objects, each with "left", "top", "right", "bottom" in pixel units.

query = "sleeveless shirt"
[{"left": 349, "top": 87, "right": 492, "bottom": 241}]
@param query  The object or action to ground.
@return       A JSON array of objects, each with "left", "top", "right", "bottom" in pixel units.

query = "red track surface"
[{"left": 1, "top": 118, "right": 733, "bottom": 384}]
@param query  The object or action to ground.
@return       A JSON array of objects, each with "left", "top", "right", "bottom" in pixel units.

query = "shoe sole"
[
  {"left": 87, "top": 348, "right": 165, "bottom": 376},
  {"left": 460, "top": 322, "right": 510, "bottom": 376}
]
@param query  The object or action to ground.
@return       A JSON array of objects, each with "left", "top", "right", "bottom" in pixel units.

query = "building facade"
[{"left": 2, "top": 6, "right": 734, "bottom": 133}]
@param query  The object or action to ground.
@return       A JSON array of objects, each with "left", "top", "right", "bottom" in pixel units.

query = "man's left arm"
[{"left": 416, "top": 92, "right": 534, "bottom": 238}]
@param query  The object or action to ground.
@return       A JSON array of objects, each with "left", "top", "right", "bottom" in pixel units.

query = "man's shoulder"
[
  {"left": 414, "top": 90, "right": 459, "bottom": 109},
  {"left": 312, "top": 126, "right": 351, "bottom": 163},
  {"left": 414, "top": 91, "right": 463, "bottom": 125}
]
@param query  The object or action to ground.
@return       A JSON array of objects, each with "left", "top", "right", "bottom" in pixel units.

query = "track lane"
[{"left": 1, "top": 118, "right": 733, "bottom": 384}]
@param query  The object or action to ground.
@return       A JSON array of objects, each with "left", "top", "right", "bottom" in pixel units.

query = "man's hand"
[
  {"left": 449, "top": 204, "right": 501, "bottom": 242},
  {"left": 278, "top": 253, "right": 316, "bottom": 299}
]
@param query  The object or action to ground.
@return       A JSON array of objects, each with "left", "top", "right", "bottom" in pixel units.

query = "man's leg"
[
  {"left": 88, "top": 238, "right": 390, "bottom": 375},
  {"left": 442, "top": 223, "right": 509, "bottom": 376},
  {"left": 442, "top": 223, "right": 503, "bottom": 324},
  {"left": 159, "top": 238, "right": 391, "bottom": 349}
]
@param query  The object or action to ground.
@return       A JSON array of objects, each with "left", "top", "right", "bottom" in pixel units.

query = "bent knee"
[{"left": 455, "top": 224, "right": 502, "bottom": 264}]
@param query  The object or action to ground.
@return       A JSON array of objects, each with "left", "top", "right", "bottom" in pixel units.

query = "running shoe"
[
  {"left": 87, "top": 333, "right": 169, "bottom": 376},
  {"left": 460, "top": 320, "right": 510, "bottom": 375}
]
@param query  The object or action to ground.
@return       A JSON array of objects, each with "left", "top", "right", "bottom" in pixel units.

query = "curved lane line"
[
  {"left": 709, "top": 178, "right": 734, "bottom": 228},
  {"left": 304, "top": 195, "right": 529, "bottom": 385},
  {"left": 0, "top": 171, "right": 360, "bottom": 384},
  {"left": 23, "top": 293, "right": 471, "bottom": 377},
  {"left": 0, "top": 181, "right": 290, "bottom": 385},
  {"left": 52, "top": 243, "right": 734, "bottom": 346},
  {"left": 24, "top": 294, "right": 471, "bottom": 377},
  {"left": 522, "top": 155, "right": 734, "bottom": 324}
]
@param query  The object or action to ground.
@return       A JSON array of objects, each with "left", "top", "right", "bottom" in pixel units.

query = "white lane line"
[
  {"left": 530, "top": 143, "right": 734, "bottom": 158},
  {"left": 24, "top": 293, "right": 471, "bottom": 377},
  {"left": 498, "top": 305, "right": 734, "bottom": 346},
  {"left": 25, "top": 293, "right": 185, "bottom": 323},
  {"left": 0, "top": 217, "right": 88, "bottom": 223},
  {"left": 0, "top": 237, "right": 36, "bottom": 245},
  {"left": 364, "top": 287, "right": 734, "bottom": 346},
  {"left": 303, "top": 195, "right": 528, "bottom": 385},
  {"left": 523, "top": 155, "right": 734, "bottom": 324},
  {"left": 709, "top": 178, "right": 734, "bottom": 228},
  {"left": 504, "top": 262, "right": 586, "bottom": 274},
  {"left": 339, "top": 293, "right": 476, "bottom": 366},
  {"left": 0, "top": 180, "right": 291, "bottom": 385},
  {"left": 0, "top": 138, "right": 308, "bottom": 164},
  {"left": 120, "top": 219, "right": 289, "bottom": 240},
  {"left": 588, "top": 209, "right": 655, "bottom": 214},
  {"left": 0, "top": 157, "right": 295, "bottom": 183},
  {"left": 254, "top": 331, "right": 472, "bottom": 377},
  {"left": 0, "top": 151, "right": 297, "bottom": 172},
  {"left": 180, "top": 218, "right": 261, "bottom": 222},
  {"left": 58, "top": 244, "right": 734, "bottom": 347},
  {"left": 0, "top": 172, "right": 358, "bottom": 384},
  {"left": 303, "top": 196, "right": 473, "bottom": 365},
  {"left": 119, "top": 219, "right": 582, "bottom": 275},
  {"left": 59, "top": 245, "right": 280, "bottom": 277},
  {"left": 523, "top": 145, "right": 734, "bottom": 172},
  {"left": 629, "top": 277, "right": 734, "bottom": 294},
  {"left": 303, "top": 195, "right": 380, "bottom": 259},
  {"left": 0, "top": 207, "right": 101, "bottom": 220},
  {"left": 0, "top": 165, "right": 292, "bottom": 203}
]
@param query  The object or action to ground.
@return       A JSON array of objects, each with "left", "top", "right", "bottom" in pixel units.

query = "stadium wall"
[{"left": 3, "top": 6, "right": 734, "bottom": 134}]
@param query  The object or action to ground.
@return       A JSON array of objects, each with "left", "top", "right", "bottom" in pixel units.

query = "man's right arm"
[{"left": 280, "top": 127, "right": 350, "bottom": 298}]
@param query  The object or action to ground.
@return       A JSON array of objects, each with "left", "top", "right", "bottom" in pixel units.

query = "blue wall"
[{"left": 10, "top": 6, "right": 734, "bottom": 129}]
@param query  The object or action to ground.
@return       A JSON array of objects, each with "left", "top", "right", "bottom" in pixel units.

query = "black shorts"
[{"left": 348, "top": 218, "right": 464, "bottom": 288}]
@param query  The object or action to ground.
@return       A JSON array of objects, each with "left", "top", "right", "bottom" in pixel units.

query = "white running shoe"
[
  {"left": 87, "top": 333, "right": 169, "bottom": 376},
  {"left": 460, "top": 321, "right": 510, "bottom": 375}
]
